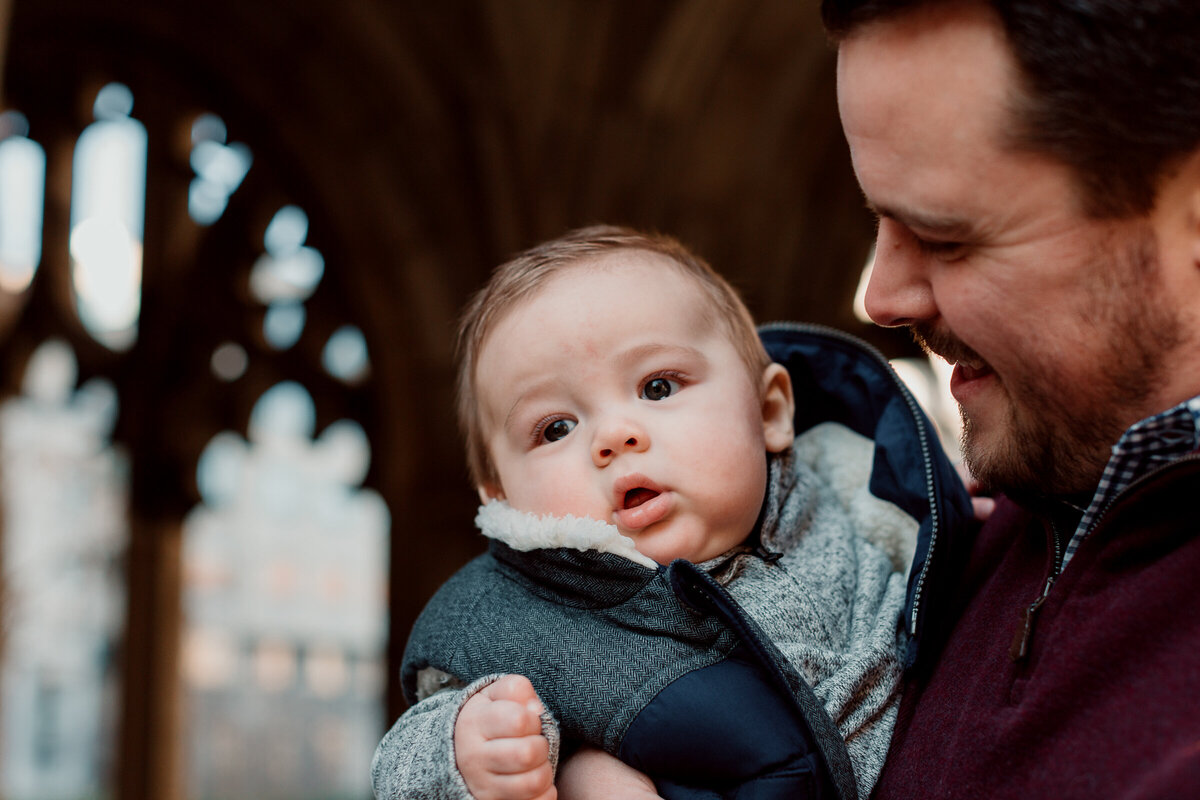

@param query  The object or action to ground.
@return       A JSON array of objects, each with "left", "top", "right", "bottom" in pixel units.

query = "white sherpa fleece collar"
[{"left": 475, "top": 501, "right": 658, "bottom": 569}]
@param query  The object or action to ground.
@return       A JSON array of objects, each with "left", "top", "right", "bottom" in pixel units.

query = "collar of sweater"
[{"left": 476, "top": 501, "right": 659, "bottom": 569}]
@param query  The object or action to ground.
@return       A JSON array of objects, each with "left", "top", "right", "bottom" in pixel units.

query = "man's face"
[
  {"left": 836, "top": 3, "right": 1191, "bottom": 495},
  {"left": 474, "top": 251, "right": 793, "bottom": 565}
]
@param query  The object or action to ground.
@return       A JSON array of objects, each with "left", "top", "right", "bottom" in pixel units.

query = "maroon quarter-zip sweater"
[{"left": 873, "top": 457, "right": 1200, "bottom": 799}]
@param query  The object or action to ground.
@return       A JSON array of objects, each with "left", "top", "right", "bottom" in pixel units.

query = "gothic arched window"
[{"left": 0, "top": 74, "right": 390, "bottom": 800}]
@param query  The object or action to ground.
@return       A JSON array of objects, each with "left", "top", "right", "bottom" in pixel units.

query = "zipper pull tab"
[{"left": 1010, "top": 576, "right": 1055, "bottom": 662}]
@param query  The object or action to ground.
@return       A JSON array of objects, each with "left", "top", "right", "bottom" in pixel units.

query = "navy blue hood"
[{"left": 759, "top": 322, "right": 976, "bottom": 669}]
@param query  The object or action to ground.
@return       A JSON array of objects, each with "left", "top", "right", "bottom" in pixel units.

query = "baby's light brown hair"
[{"left": 456, "top": 224, "right": 772, "bottom": 490}]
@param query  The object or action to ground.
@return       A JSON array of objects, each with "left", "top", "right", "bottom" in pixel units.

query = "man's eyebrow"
[{"left": 868, "top": 202, "right": 977, "bottom": 238}]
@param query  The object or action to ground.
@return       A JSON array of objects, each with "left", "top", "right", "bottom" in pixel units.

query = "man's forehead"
[
  {"left": 836, "top": 3, "right": 1022, "bottom": 213},
  {"left": 836, "top": 2, "right": 1014, "bottom": 132}
]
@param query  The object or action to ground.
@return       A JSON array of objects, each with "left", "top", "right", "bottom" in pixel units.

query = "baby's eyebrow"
[
  {"left": 499, "top": 343, "right": 705, "bottom": 431},
  {"left": 615, "top": 342, "right": 706, "bottom": 366},
  {"left": 503, "top": 378, "right": 559, "bottom": 432}
]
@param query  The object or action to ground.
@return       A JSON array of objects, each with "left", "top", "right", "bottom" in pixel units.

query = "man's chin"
[
  {"left": 963, "top": 422, "right": 1108, "bottom": 499},
  {"left": 960, "top": 419, "right": 1044, "bottom": 497}
]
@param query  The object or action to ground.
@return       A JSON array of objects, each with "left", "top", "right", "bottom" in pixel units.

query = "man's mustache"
[{"left": 910, "top": 323, "right": 986, "bottom": 368}]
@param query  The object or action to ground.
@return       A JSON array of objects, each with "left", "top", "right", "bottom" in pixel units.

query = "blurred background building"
[{"left": 0, "top": 2, "right": 957, "bottom": 799}]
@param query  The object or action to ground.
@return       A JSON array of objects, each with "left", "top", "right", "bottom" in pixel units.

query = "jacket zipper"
[
  {"left": 1008, "top": 452, "right": 1200, "bottom": 661},
  {"left": 1009, "top": 521, "right": 1062, "bottom": 661},
  {"left": 758, "top": 321, "right": 942, "bottom": 638},
  {"left": 670, "top": 560, "right": 859, "bottom": 800}
]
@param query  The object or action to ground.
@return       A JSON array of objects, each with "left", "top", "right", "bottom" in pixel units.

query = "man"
[
  {"left": 559, "top": 1, "right": 1200, "bottom": 797},
  {"left": 824, "top": 1, "right": 1200, "bottom": 797}
]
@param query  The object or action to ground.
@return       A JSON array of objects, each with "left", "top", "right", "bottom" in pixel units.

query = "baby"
[{"left": 372, "top": 225, "right": 968, "bottom": 800}]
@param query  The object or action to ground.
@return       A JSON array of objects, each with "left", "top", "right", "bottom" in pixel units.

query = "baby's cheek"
[
  {"left": 710, "top": 429, "right": 768, "bottom": 481},
  {"left": 708, "top": 437, "right": 770, "bottom": 516},
  {"left": 509, "top": 472, "right": 604, "bottom": 521}
]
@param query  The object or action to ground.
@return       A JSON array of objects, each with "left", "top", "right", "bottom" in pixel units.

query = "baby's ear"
[
  {"left": 477, "top": 481, "right": 505, "bottom": 504},
  {"left": 760, "top": 363, "right": 795, "bottom": 453}
]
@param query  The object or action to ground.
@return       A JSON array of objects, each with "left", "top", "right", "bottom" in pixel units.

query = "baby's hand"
[{"left": 455, "top": 674, "right": 556, "bottom": 800}]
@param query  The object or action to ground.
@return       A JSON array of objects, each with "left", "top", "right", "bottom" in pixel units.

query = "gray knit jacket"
[{"left": 372, "top": 421, "right": 916, "bottom": 800}]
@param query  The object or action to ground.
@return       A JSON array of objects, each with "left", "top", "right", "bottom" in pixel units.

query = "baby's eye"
[
  {"left": 641, "top": 377, "right": 680, "bottom": 401},
  {"left": 541, "top": 418, "right": 576, "bottom": 443}
]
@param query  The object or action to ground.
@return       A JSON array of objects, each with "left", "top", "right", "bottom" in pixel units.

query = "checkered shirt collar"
[{"left": 1064, "top": 394, "right": 1200, "bottom": 569}]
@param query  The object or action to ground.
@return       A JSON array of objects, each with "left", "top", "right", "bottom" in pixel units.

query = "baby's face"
[{"left": 474, "top": 251, "right": 792, "bottom": 564}]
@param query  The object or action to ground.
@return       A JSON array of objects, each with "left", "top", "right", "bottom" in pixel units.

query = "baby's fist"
[{"left": 455, "top": 675, "right": 555, "bottom": 800}]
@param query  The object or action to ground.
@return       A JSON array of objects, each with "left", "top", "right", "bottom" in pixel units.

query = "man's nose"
[
  {"left": 592, "top": 418, "right": 649, "bottom": 467},
  {"left": 863, "top": 218, "right": 938, "bottom": 327}
]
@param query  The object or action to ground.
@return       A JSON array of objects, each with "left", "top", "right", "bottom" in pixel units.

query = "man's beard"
[{"left": 912, "top": 227, "right": 1182, "bottom": 498}]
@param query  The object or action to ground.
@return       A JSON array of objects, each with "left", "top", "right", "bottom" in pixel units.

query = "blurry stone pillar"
[
  {"left": 0, "top": 0, "right": 10, "bottom": 97},
  {"left": 0, "top": 0, "right": 12, "bottom": 733}
]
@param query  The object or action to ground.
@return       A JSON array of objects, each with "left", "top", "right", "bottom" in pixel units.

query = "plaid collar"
[{"left": 1064, "top": 394, "right": 1200, "bottom": 569}]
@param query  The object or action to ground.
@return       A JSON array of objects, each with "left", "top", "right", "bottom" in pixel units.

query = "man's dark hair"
[{"left": 821, "top": 0, "right": 1200, "bottom": 218}]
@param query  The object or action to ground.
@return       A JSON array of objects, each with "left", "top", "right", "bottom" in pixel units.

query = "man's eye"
[
  {"left": 915, "top": 238, "right": 965, "bottom": 258},
  {"left": 641, "top": 377, "right": 679, "bottom": 401},
  {"left": 541, "top": 418, "right": 576, "bottom": 443}
]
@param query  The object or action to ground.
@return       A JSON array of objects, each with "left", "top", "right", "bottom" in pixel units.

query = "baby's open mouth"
[
  {"left": 613, "top": 476, "right": 671, "bottom": 531},
  {"left": 623, "top": 487, "right": 660, "bottom": 509}
]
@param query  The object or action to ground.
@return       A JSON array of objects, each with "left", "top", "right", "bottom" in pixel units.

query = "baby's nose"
[
  {"left": 597, "top": 436, "right": 638, "bottom": 460},
  {"left": 592, "top": 422, "right": 649, "bottom": 466}
]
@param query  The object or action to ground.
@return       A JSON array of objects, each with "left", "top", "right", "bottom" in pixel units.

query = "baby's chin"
[{"left": 631, "top": 526, "right": 737, "bottom": 566}]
